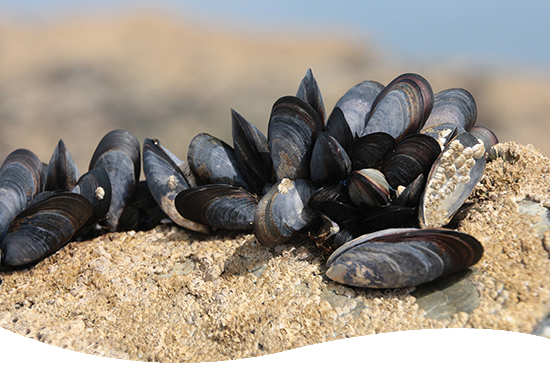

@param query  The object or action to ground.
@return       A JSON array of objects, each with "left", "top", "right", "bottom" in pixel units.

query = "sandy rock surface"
[{"left": 1, "top": 141, "right": 550, "bottom": 362}]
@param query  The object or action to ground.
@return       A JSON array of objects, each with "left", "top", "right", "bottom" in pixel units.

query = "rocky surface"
[{"left": 1, "top": 142, "right": 549, "bottom": 362}]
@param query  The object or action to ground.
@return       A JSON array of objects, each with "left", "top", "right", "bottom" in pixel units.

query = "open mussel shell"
[
  {"left": 363, "top": 73, "right": 434, "bottom": 141},
  {"left": 89, "top": 129, "right": 141, "bottom": 232},
  {"left": 188, "top": 132, "right": 252, "bottom": 191},
  {"left": 268, "top": 96, "right": 323, "bottom": 181},
  {"left": 175, "top": 184, "right": 259, "bottom": 230},
  {"left": 254, "top": 178, "right": 317, "bottom": 247},
  {"left": 334, "top": 80, "right": 385, "bottom": 138},
  {"left": 143, "top": 138, "right": 209, "bottom": 233},
  {"left": 70, "top": 167, "right": 111, "bottom": 224},
  {"left": 422, "top": 88, "right": 477, "bottom": 133},
  {"left": 1, "top": 192, "right": 93, "bottom": 268},
  {"left": 0, "top": 149, "right": 45, "bottom": 241},
  {"left": 380, "top": 133, "right": 441, "bottom": 190},
  {"left": 46, "top": 139, "right": 81, "bottom": 191},
  {"left": 419, "top": 132, "right": 486, "bottom": 228},
  {"left": 347, "top": 168, "right": 390, "bottom": 207},
  {"left": 309, "top": 131, "right": 351, "bottom": 185},
  {"left": 231, "top": 109, "right": 274, "bottom": 194},
  {"left": 296, "top": 68, "right": 326, "bottom": 124},
  {"left": 326, "top": 227, "right": 483, "bottom": 289},
  {"left": 350, "top": 132, "right": 395, "bottom": 171}
]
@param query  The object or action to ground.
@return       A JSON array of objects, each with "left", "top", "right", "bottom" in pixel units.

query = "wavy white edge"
[{"left": 0, "top": 327, "right": 547, "bottom": 364}]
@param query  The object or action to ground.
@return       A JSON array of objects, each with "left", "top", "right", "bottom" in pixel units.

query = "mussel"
[
  {"left": 296, "top": 68, "right": 326, "bottom": 124},
  {"left": 363, "top": 73, "right": 433, "bottom": 140},
  {"left": 1, "top": 192, "right": 93, "bottom": 268},
  {"left": 143, "top": 138, "right": 210, "bottom": 233},
  {"left": 231, "top": 109, "right": 274, "bottom": 194},
  {"left": 268, "top": 96, "right": 323, "bottom": 181},
  {"left": 0, "top": 149, "right": 44, "bottom": 242},
  {"left": 188, "top": 132, "right": 252, "bottom": 190},
  {"left": 45, "top": 139, "right": 80, "bottom": 191},
  {"left": 326, "top": 228, "right": 483, "bottom": 288},
  {"left": 334, "top": 80, "right": 385, "bottom": 137},
  {"left": 175, "top": 184, "right": 259, "bottom": 230},
  {"left": 421, "top": 88, "right": 477, "bottom": 146},
  {"left": 419, "top": 132, "right": 486, "bottom": 228},
  {"left": 89, "top": 129, "right": 141, "bottom": 232},
  {"left": 254, "top": 178, "right": 317, "bottom": 247}
]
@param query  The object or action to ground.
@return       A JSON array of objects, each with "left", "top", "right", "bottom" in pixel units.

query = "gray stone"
[
  {"left": 412, "top": 269, "right": 480, "bottom": 321},
  {"left": 517, "top": 199, "right": 550, "bottom": 239}
]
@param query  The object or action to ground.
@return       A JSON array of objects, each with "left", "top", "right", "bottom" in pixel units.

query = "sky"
[{"left": 1, "top": 0, "right": 549, "bottom": 69}]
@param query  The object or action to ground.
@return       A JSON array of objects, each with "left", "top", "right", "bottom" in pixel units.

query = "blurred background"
[{"left": 0, "top": 0, "right": 549, "bottom": 171}]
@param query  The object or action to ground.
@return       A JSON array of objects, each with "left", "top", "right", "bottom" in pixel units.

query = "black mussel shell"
[
  {"left": 231, "top": 109, "right": 274, "bottom": 194},
  {"left": 324, "top": 107, "right": 354, "bottom": 153},
  {"left": 308, "top": 182, "right": 352, "bottom": 210},
  {"left": 143, "top": 138, "right": 209, "bottom": 233},
  {"left": 422, "top": 88, "right": 477, "bottom": 133},
  {"left": 89, "top": 129, "right": 141, "bottom": 183},
  {"left": 0, "top": 149, "right": 44, "bottom": 241},
  {"left": 334, "top": 80, "right": 385, "bottom": 138},
  {"left": 117, "top": 181, "right": 169, "bottom": 232},
  {"left": 296, "top": 68, "right": 326, "bottom": 124},
  {"left": 1, "top": 192, "right": 93, "bottom": 268},
  {"left": 380, "top": 133, "right": 441, "bottom": 190},
  {"left": 364, "top": 73, "right": 434, "bottom": 141},
  {"left": 254, "top": 178, "right": 317, "bottom": 247},
  {"left": 175, "top": 184, "right": 259, "bottom": 230},
  {"left": 309, "top": 131, "right": 351, "bottom": 185},
  {"left": 46, "top": 139, "right": 81, "bottom": 191},
  {"left": 391, "top": 173, "right": 426, "bottom": 208},
  {"left": 419, "top": 132, "right": 486, "bottom": 228},
  {"left": 353, "top": 205, "right": 418, "bottom": 236},
  {"left": 312, "top": 200, "right": 359, "bottom": 232},
  {"left": 347, "top": 169, "right": 390, "bottom": 207},
  {"left": 71, "top": 167, "right": 111, "bottom": 224},
  {"left": 326, "top": 227, "right": 483, "bottom": 289},
  {"left": 350, "top": 132, "right": 395, "bottom": 171},
  {"left": 89, "top": 130, "right": 141, "bottom": 232},
  {"left": 421, "top": 123, "right": 463, "bottom": 148},
  {"left": 469, "top": 126, "right": 499, "bottom": 154},
  {"left": 188, "top": 132, "right": 252, "bottom": 191},
  {"left": 268, "top": 96, "right": 323, "bottom": 181}
]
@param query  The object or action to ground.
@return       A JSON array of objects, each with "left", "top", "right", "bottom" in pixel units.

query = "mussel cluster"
[{"left": 0, "top": 70, "right": 498, "bottom": 290}]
